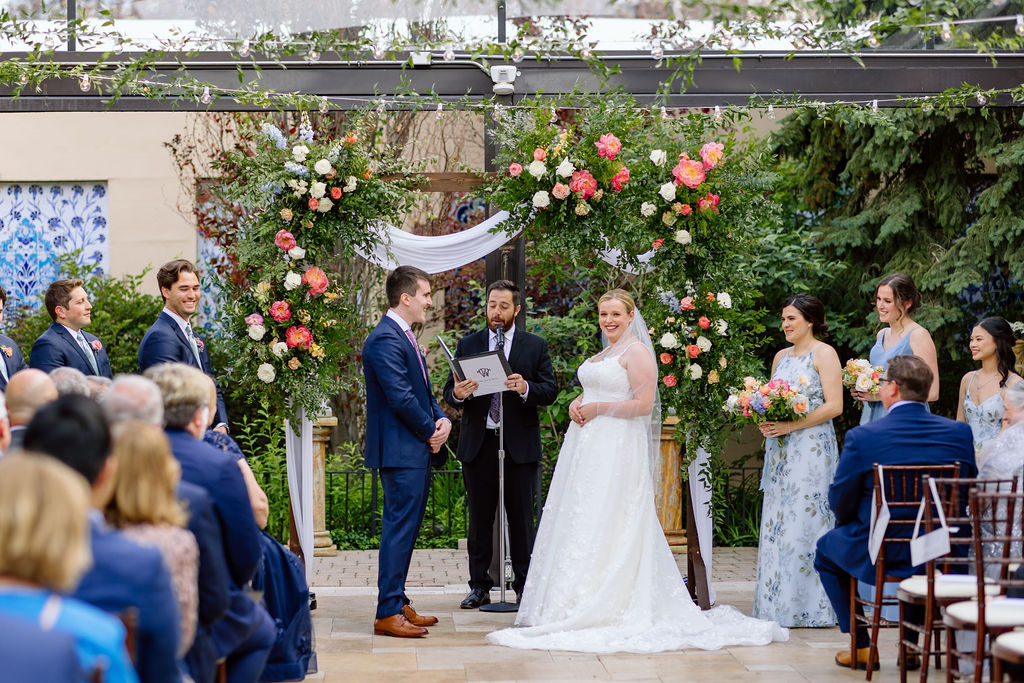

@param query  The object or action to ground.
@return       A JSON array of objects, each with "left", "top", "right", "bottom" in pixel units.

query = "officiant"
[{"left": 442, "top": 279, "right": 557, "bottom": 609}]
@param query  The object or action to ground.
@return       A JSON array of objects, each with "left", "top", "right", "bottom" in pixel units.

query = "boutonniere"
[
  {"left": 195, "top": 338, "right": 205, "bottom": 351},
  {"left": 419, "top": 344, "right": 427, "bottom": 357},
  {"left": 0, "top": 346, "right": 11, "bottom": 358},
  {"left": 90, "top": 340, "right": 102, "bottom": 352}
]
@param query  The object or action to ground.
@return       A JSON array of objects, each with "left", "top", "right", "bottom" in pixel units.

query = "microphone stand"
[{"left": 480, "top": 325, "right": 517, "bottom": 613}]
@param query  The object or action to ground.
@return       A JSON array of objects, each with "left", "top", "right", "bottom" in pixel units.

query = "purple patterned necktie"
[
  {"left": 488, "top": 330, "right": 504, "bottom": 424},
  {"left": 404, "top": 328, "right": 427, "bottom": 383}
]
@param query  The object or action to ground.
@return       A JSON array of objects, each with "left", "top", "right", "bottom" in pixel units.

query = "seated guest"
[
  {"left": 24, "top": 395, "right": 182, "bottom": 683},
  {"left": 0, "top": 454, "right": 137, "bottom": 683},
  {"left": 0, "top": 284, "right": 29, "bottom": 391},
  {"left": 87, "top": 374, "right": 113, "bottom": 400},
  {"left": 979, "top": 382, "right": 1024, "bottom": 480},
  {"left": 29, "top": 279, "right": 113, "bottom": 378},
  {"left": 146, "top": 363, "right": 273, "bottom": 683},
  {"left": 815, "top": 355, "right": 976, "bottom": 670},
  {"left": 0, "top": 613, "right": 82, "bottom": 682},
  {"left": 51, "top": 366, "right": 91, "bottom": 396},
  {"left": 106, "top": 421, "right": 200, "bottom": 658},
  {"left": 101, "top": 374, "right": 230, "bottom": 683},
  {"left": 5, "top": 368, "right": 58, "bottom": 450}
]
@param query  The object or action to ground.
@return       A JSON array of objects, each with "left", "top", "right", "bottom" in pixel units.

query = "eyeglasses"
[{"left": 879, "top": 378, "right": 897, "bottom": 385}]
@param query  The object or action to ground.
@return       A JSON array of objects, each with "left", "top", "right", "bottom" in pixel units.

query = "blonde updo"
[{"left": 598, "top": 289, "right": 636, "bottom": 315}]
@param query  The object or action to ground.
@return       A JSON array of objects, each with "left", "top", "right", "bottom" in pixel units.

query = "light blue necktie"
[
  {"left": 76, "top": 331, "right": 99, "bottom": 375},
  {"left": 185, "top": 324, "right": 203, "bottom": 367}
]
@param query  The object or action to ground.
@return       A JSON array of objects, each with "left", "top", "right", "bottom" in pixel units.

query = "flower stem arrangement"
[
  {"left": 725, "top": 376, "right": 811, "bottom": 424},
  {"left": 842, "top": 358, "right": 884, "bottom": 396}
]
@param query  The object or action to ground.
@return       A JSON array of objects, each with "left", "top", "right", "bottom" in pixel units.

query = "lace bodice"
[
  {"left": 963, "top": 375, "right": 1005, "bottom": 452},
  {"left": 578, "top": 355, "right": 633, "bottom": 404}
]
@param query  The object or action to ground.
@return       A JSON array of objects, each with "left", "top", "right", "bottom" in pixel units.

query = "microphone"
[{"left": 495, "top": 324, "right": 505, "bottom": 350}]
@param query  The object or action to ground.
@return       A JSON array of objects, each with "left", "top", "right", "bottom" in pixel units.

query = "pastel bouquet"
[
  {"left": 842, "top": 358, "right": 884, "bottom": 395},
  {"left": 725, "top": 376, "right": 811, "bottom": 424}
]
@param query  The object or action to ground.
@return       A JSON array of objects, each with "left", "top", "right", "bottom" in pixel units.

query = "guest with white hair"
[
  {"left": 50, "top": 365, "right": 91, "bottom": 396},
  {"left": 87, "top": 374, "right": 113, "bottom": 400},
  {"left": 101, "top": 374, "right": 165, "bottom": 427},
  {"left": 978, "top": 382, "right": 1024, "bottom": 480}
]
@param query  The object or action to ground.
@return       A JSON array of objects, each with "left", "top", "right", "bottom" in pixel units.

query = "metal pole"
[
  {"left": 497, "top": 0, "right": 506, "bottom": 44},
  {"left": 480, "top": 389, "right": 517, "bottom": 612}
]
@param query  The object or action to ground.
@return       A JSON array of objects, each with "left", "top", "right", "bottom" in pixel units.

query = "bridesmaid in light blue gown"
[
  {"left": 754, "top": 294, "right": 844, "bottom": 627},
  {"left": 852, "top": 273, "right": 939, "bottom": 424},
  {"left": 957, "top": 317, "right": 1023, "bottom": 452}
]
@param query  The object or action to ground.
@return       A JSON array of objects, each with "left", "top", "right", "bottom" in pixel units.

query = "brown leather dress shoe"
[
  {"left": 373, "top": 613, "right": 427, "bottom": 638},
  {"left": 835, "top": 647, "right": 879, "bottom": 671},
  {"left": 402, "top": 604, "right": 438, "bottom": 627}
]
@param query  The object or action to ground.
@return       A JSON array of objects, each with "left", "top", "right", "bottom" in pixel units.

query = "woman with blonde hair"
[
  {"left": 106, "top": 420, "right": 199, "bottom": 657},
  {"left": 0, "top": 454, "right": 137, "bottom": 683}
]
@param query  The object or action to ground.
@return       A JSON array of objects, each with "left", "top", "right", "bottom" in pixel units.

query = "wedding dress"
[{"left": 487, "top": 326, "right": 788, "bottom": 653}]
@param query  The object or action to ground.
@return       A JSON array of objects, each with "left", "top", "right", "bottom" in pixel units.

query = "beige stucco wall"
[{"left": 0, "top": 112, "right": 196, "bottom": 296}]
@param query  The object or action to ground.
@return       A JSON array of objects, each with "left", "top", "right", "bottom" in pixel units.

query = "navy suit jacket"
[
  {"left": 0, "top": 333, "right": 28, "bottom": 390},
  {"left": 72, "top": 515, "right": 181, "bottom": 683},
  {"left": 362, "top": 315, "right": 446, "bottom": 469},
  {"left": 177, "top": 481, "right": 230, "bottom": 626},
  {"left": 139, "top": 313, "right": 227, "bottom": 427},
  {"left": 819, "top": 402, "right": 976, "bottom": 584},
  {"left": 165, "top": 430, "right": 264, "bottom": 657},
  {"left": 442, "top": 327, "right": 557, "bottom": 464},
  {"left": 29, "top": 322, "right": 113, "bottom": 378}
]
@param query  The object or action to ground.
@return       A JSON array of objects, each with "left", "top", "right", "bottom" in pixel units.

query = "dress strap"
[{"left": 966, "top": 370, "right": 977, "bottom": 399}]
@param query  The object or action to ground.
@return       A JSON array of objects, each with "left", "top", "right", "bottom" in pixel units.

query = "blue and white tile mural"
[{"left": 0, "top": 182, "right": 110, "bottom": 308}]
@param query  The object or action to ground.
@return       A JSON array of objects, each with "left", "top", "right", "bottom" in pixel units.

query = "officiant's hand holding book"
[{"left": 437, "top": 335, "right": 513, "bottom": 399}]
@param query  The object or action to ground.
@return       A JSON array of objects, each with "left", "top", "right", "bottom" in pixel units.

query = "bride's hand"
[
  {"left": 568, "top": 399, "right": 583, "bottom": 425},
  {"left": 577, "top": 402, "right": 599, "bottom": 425}
]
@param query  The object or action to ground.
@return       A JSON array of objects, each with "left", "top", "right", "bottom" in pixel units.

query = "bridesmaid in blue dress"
[
  {"left": 755, "top": 294, "right": 844, "bottom": 627},
  {"left": 956, "top": 317, "right": 1023, "bottom": 452},
  {"left": 852, "top": 273, "right": 939, "bottom": 424}
]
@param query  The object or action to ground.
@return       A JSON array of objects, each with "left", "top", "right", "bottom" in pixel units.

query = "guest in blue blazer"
[
  {"left": 363, "top": 265, "right": 452, "bottom": 638},
  {"left": 29, "top": 279, "right": 113, "bottom": 379},
  {"left": 100, "top": 374, "right": 232, "bottom": 683},
  {"left": 815, "top": 354, "right": 975, "bottom": 671},
  {"left": 0, "top": 614, "right": 84, "bottom": 683},
  {"left": 0, "top": 455, "right": 137, "bottom": 683},
  {"left": 23, "top": 395, "right": 182, "bottom": 683},
  {"left": 138, "top": 260, "right": 228, "bottom": 430},
  {"left": 146, "top": 363, "right": 274, "bottom": 683},
  {"left": 0, "top": 285, "right": 29, "bottom": 391}
]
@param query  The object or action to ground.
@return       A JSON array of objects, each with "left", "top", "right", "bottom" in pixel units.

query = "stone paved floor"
[{"left": 307, "top": 547, "right": 907, "bottom": 682}]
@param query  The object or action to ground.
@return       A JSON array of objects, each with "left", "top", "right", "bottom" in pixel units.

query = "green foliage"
[
  {"left": 708, "top": 454, "right": 763, "bottom": 547},
  {"left": 232, "top": 401, "right": 290, "bottom": 543},
  {"left": 5, "top": 254, "right": 163, "bottom": 375}
]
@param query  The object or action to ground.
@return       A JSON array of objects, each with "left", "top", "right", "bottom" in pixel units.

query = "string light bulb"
[
  {"left": 435, "top": 102, "right": 444, "bottom": 120},
  {"left": 238, "top": 39, "right": 250, "bottom": 57},
  {"left": 200, "top": 86, "right": 212, "bottom": 104},
  {"left": 307, "top": 48, "right": 319, "bottom": 62},
  {"left": 977, "top": 92, "right": 988, "bottom": 105},
  {"left": 493, "top": 102, "right": 503, "bottom": 120},
  {"left": 443, "top": 48, "right": 455, "bottom": 62},
  {"left": 1016, "top": 15, "right": 1024, "bottom": 36},
  {"left": 921, "top": 100, "right": 933, "bottom": 113},
  {"left": 319, "top": 97, "right": 329, "bottom": 114},
  {"left": 767, "top": 104, "right": 775, "bottom": 119},
  {"left": 867, "top": 34, "right": 880, "bottom": 48},
  {"left": 372, "top": 44, "right": 384, "bottom": 59},
  {"left": 651, "top": 43, "right": 664, "bottom": 59},
  {"left": 512, "top": 47, "right": 524, "bottom": 62},
  {"left": 941, "top": 22, "right": 952, "bottom": 41},
  {"left": 376, "top": 99, "right": 385, "bottom": 115},
  {"left": 713, "top": 105, "right": 722, "bottom": 121},
  {"left": 871, "top": 99, "right": 879, "bottom": 113},
  {"left": 660, "top": 106, "right": 667, "bottom": 120},
  {"left": 79, "top": 74, "right": 91, "bottom": 92},
  {"left": 580, "top": 45, "right": 592, "bottom": 58},
  {"left": 793, "top": 35, "right": 806, "bottom": 50},
  {"left": 18, "top": 73, "right": 28, "bottom": 84}
]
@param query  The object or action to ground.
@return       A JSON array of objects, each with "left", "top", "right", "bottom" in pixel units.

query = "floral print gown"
[{"left": 753, "top": 347, "right": 839, "bottom": 627}]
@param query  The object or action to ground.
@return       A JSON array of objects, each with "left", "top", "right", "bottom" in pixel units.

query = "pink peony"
[
  {"left": 652, "top": 238, "right": 664, "bottom": 250},
  {"left": 285, "top": 325, "right": 313, "bottom": 350},
  {"left": 680, "top": 296, "right": 695, "bottom": 311},
  {"left": 663, "top": 375, "right": 677, "bottom": 387},
  {"left": 568, "top": 169, "right": 598, "bottom": 199},
  {"left": 595, "top": 133, "right": 622, "bottom": 160},
  {"left": 533, "top": 148, "right": 547, "bottom": 162},
  {"left": 700, "top": 142, "right": 725, "bottom": 170},
  {"left": 274, "top": 230, "right": 297, "bottom": 251},
  {"left": 698, "top": 316, "right": 711, "bottom": 329},
  {"left": 698, "top": 194, "right": 719, "bottom": 212},
  {"left": 551, "top": 183, "right": 570, "bottom": 200},
  {"left": 508, "top": 162, "right": 523, "bottom": 177},
  {"left": 611, "top": 166, "right": 630, "bottom": 192},
  {"left": 302, "top": 266, "right": 329, "bottom": 296},
  {"left": 245, "top": 313, "right": 264, "bottom": 326},
  {"left": 672, "top": 159, "right": 706, "bottom": 188},
  {"left": 269, "top": 300, "right": 292, "bottom": 323}
]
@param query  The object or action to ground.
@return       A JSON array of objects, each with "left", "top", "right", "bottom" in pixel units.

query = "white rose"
[
  {"left": 313, "top": 159, "right": 332, "bottom": 175},
  {"left": 257, "top": 363, "right": 276, "bottom": 383},
  {"left": 316, "top": 197, "right": 333, "bottom": 213},
  {"left": 532, "top": 190, "right": 551, "bottom": 208},
  {"left": 659, "top": 332, "right": 678, "bottom": 349},
  {"left": 715, "top": 319, "right": 728, "bottom": 335},
  {"left": 310, "top": 181, "right": 327, "bottom": 199},
  {"left": 271, "top": 341, "right": 288, "bottom": 358},
  {"left": 292, "top": 145, "right": 309, "bottom": 162},
  {"left": 288, "top": 246, "right": 306, "bottom": 259},
  {"left": 650, "top": 149, "right": 667, "bottom": 166},
  {"left": 688, "top": 363, "right": 703, "bottom": 380},
  {"left": 248, "top": 324, "right": 266, "bottom": 341},
  {"left": 283, "top": 271, "right": 302, "bottom": 291},
  {"left": 855, "top": 374, "right": 874, "bottom": 393},
  {"left": 640, "top": 202, "right": 656, "bottom": 217},
  {"left": 696, "top": 335, "right": 712, "bottom": 352},
  {"left": 528, "top": 160, "right": 547, "bottom": 180},
  {"left": 674, "top": 229, "right": 691, "bottom": 245},
  {"left": 555, "top": 158, "right": 575, "bottom": 178},
  {"left": 717, "top": 292, "right": 733, "bottom": 309},
  {"left": 344, "top": 176, "right": 358, "bottom": 192},
  {"left": 658, "top": 182, "right": 676, "bottom": 202}
]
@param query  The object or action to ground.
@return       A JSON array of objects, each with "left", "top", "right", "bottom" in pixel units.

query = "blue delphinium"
[{"left": 261, "top": 123, "right": 288, "bottom": 150}]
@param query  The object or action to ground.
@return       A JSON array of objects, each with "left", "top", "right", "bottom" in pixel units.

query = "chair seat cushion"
[
  {"left": 899, "top": 574, "right": 1000, "bottom": 599},
  {"left": 946, "top": 598, "right": 1024, "bottom": 628},
  {"left": 994, "top": 630, "right": 1024, "bottom": 659}
]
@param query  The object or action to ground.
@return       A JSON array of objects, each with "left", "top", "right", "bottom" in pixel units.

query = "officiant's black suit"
[{"left": 443, "top": 326, "right": 557, "bottom": 595}]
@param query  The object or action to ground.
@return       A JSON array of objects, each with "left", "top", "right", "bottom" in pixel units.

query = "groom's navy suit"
[
  {"left": 442, "top": 326, "right": 557, "bottom": 594},
  {"left": 30, "top": 322, "right": 113, "bottom": 378},
  {"left": 815, "top": 402, "right": 975, "bottom": 640},
  {"left": 363, "top": 313, "right": 447, "bottom": 619}
]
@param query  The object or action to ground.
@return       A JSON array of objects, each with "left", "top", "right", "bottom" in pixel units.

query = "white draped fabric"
[{"left": 285, "top": 408, "right": 315, "bottom": 579}]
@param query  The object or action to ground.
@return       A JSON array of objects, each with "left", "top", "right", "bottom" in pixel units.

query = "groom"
[{"left": 363, "top": 265, "right": 451, "bottom": 638}]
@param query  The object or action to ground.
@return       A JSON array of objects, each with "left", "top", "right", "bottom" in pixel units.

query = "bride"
[{"left": 487, "top": 289, "right": 788, "bottom": 653}]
